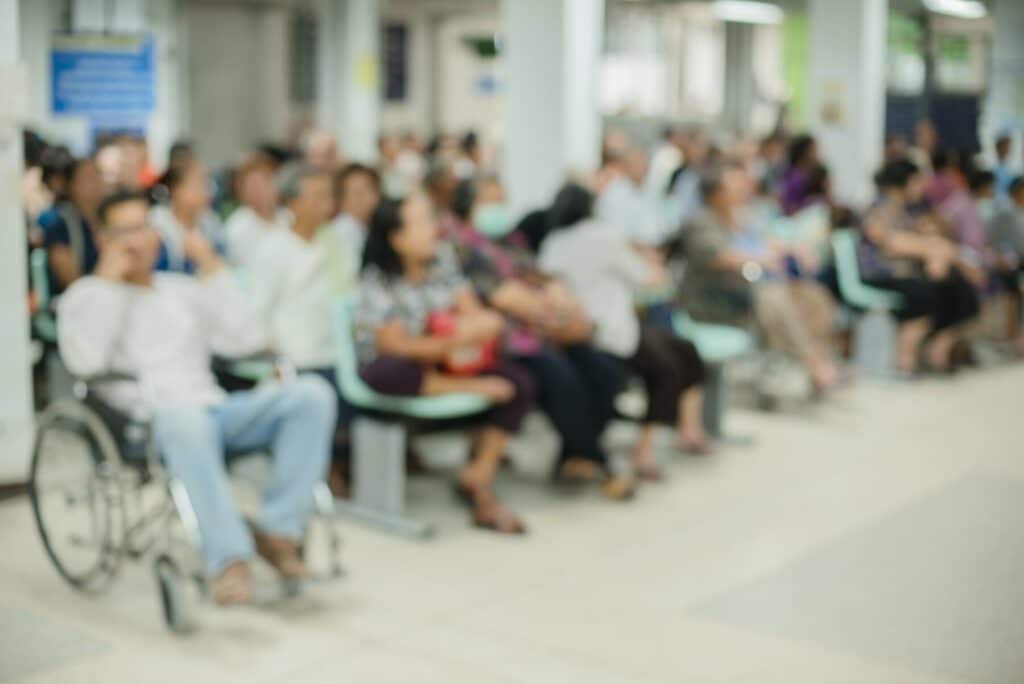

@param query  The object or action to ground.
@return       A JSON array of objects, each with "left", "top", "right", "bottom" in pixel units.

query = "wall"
[
  {"left": 437, "top": 12, "right": 501, "bottom": 140},
  {"left": 184, "top": 1, "right": 291, "bottom": 169}
]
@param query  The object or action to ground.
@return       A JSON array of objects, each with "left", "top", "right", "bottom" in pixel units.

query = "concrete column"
[
  {"left": 0, "top": 0, "right": 33, "bottom": 482},
  {"left": 318, "top": 0, "right": 381, "bottom": 163},
  {"left": 983, "top": 0, "right": 1024, "bottom": 170},
  {"left": 501, "top": 0, "right": 605, "bottom": 215},
  {"left": 146, "top": 0, "right": 187, "bottom": 168},
  {"left": 807, "top": 0, "right": 887, "bottom": 207},
  {"left": 72, "top": 0, "right": 106, "bottom": 31},
  {"left": 723, "top": 22, "right": 755, "bottom": 135}
]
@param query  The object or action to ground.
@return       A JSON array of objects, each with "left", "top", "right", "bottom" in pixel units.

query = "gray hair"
[{"left": 277, "top": 162, "right": 326, "bottom": 204}]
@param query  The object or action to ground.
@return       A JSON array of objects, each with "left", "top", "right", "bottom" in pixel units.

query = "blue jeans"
[{"left": 153, "top": 376, "right": 337, "bottom": 575}]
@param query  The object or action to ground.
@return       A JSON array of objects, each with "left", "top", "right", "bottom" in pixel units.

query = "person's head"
[
  {"left": 548, "top": 182, "right": 594, "bottom": 230},
  {"left": 1008, "top": 177, "right": 1024, "bottom": 208},
  {"left": 278, "top": 163, "right": 333, "bottom": 231},
  {"left": 304, "top": 129, "right": 342, "bottom": 173},
  {"left": 995, "top": 135, "right": 1011, "bottom": 163},
  {"left": 41, "top": 146, "right": 73, "bottom": 197},
  {"left": 884, "top": 133, "right": 909, "bottom": 162},
  {"left": 362, "top": 193, "right": 438, "bottom": 276},
  {"left": 683, "top": 128, "right": 710, "bottom": 167},
  {"left": 914, "top": 120, "right": 938, "bottom": 152},
  {"left": 460, "top": 131, "right": 480, "bottom": 162},
  {"left": 787, "top": 134, "right": 818, "bottom": 169},
  {"left": 623, "top": 148, "right": 649, "bottom": 185},
  {"left": 968, "top": 169, "right": 995, "bottom": 199},
  {"left": 336, "top": 163, "right": 382, "bottom": 225},
  {"left": 163, "top": 159, "right": 210, "bottom": 216},
  {"left": 700, "top": 163, "right": 750, "bottom": 214},
  {"left": 424, "top": 166, "right": 459, "bottom": 213},
  {"left": 874, "top": 159, "right": 923, "bottom": 202},
  {"left": 95, "top": 190, "right": 161, "bottom": 279},
  {"left": 378, "top": 135, "right": 400, "bottom": 164},
  {"left": 760, "top": 134, "right": 787, "bottom": 165},
  {"left": 233, "top": 152, "right": 279, "bottom": 215},
  {"left": 452, "top": 175, "right": 511, "bottom": 239},
  {"left": 803, "top": 163, "right": 831, "bottom": 200},
  {"left": 168, "top": 140, "right": 195, "bottom": 172},
  {"left": 65, "top": 158, "right": 104, "bottom": 214}
]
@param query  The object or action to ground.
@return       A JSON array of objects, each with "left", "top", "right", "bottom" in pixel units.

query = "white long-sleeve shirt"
[
  {"left": 57, "top": 270, "right": 267, "bottom": 411},
  {"left": 249, "top": 230, "right": 335, "bottom": 370},
  {"left": 224, "top": 206, "right": 292, "bottom": 270}
]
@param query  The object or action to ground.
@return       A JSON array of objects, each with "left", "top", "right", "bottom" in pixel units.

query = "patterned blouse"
[{"left": 353, "top": 242, "right": 468, "bottom": 364}]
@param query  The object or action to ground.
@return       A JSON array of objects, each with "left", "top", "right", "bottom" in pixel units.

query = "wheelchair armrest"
[{"left": 212, "top": 351, "right": 293, "bottom": 384}]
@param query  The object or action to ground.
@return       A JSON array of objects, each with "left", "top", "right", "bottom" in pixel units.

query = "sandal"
[
  {"left": 211, "top": 560, "right": 252, "bottom": 606},
  {"left": 602, "top": 473, "right": 638, "bottom": 501},
  {"left": 453, "top": 481, "right": 527, "bottom": 535},
  {"left": 251, "top": 525, "right": 312, "bottom": 581},
  {"left": 552, "top": 457, "right": 602, "bottom": 486}
]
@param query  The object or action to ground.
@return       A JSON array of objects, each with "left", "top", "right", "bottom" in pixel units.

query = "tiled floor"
[{"left": 2, "top": 367, "right": 1023, "bottom": 683}]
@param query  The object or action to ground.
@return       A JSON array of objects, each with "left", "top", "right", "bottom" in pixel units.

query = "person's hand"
[
  {"left": 182, "top": 230, "right": 223, "bottom": 275},
  {"left": 94, "top": 243, "right": 134, "bottom": 282},
  {"left": 453, "top": 309, "right": 503, "bottom": 346}
]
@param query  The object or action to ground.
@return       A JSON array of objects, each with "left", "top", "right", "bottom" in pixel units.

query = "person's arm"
[
  {"left": 57, "top": 278, "right": 132, "bottom": 377},
  {"left": 374, "top": 319, "right": 453, "bottom": 364},
  {"left": 184, "top": 232, "right": 269, "bottom": 357},
  {"left": 451, "top": 286, "right": 505, "bottom": 345},
  {"left": 47, "top": 245, "right": 82, "bottom": 290}
]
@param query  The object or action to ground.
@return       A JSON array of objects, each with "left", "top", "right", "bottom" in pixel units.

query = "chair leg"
[
  {"left": 853, "top": 310, "right": 896, "bottom": 378},
  {"left": 331, "top": 417, "right": 436, "bottom": 540},
  {"left": 703, "top": 363, "right": 753, "bottom": 446}
]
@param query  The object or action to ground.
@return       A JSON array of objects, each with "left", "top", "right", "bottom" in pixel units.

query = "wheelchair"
[{"left": 28, "top": 362, "right": 345, "bottom": 634}]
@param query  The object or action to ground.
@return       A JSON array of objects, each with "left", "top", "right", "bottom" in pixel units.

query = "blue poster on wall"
[{"left": 50, "top": 33, "right": 154, "bottom": 139}]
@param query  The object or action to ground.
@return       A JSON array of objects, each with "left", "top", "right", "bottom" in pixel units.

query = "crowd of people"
[{"left": 18, "top": 118, "right": 1024, "bottom": 603}]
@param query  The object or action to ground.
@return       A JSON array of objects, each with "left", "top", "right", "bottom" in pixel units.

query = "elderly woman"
[{"left": 443, "top": 175, "right": 637, "bottom": 496}]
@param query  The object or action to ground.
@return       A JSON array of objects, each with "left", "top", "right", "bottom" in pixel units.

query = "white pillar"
[
  {"left": 72, "top": 0, "right": 105, "bottom": 31},
  {"left": 723, "top": 22, "right": 755, "bottom": 135},
  {"left": 146, "top": 0, "right": 187, "bottom": 169},
  {"left": 501, "top": 0, "right": 605, "bottom": 215},
  {"left": 983, "top": 0, "right": 1024, "bottom": 170},
  {"left": 807, "top": 0, "right": 887, "bottom": 208},
  {"left": 318, "top": 0, "right": 381, "bottom": 164},
  {"left": 0, "top": 0, "right": 33, "bottom": 482}
]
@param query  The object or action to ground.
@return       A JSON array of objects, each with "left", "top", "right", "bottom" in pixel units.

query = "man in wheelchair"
[{"left": 56, "top": 190, "right": 337, "bottom": 605}]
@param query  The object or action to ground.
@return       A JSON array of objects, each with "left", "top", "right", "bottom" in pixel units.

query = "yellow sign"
[{"left": 356, "top": 55, "right": 378, "bottom": 90}]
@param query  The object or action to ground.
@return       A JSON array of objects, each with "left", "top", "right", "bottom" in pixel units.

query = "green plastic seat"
[
  {"left": 672, "top": 311, "right": 754, "bottom": 364},
  {"left": 831, "top": 229, "right": 904, "bottom": 311},
  {"left": 332, "top": 296, "right": 490, "bottom": 420},
  {"left": 29, "top": 248, "right": 59, "bottom": 344}
]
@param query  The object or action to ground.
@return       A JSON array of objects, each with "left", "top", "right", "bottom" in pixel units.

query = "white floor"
[{"left": 3, "top": 366, "right": 1024, "bottom": 683}]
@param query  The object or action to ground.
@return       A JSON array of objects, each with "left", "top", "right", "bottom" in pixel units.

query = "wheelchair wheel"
[
  {"left": 154, "top": 554, "right": 198, "bottom": 634},
  {"left": 29, "top": 399, "right": 126, "bottom": 593}
]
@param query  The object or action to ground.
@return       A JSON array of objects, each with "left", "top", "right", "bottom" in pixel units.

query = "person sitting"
[
  {"left": 682, "top": 162, "right": 840, "bottom": 393},
  {"left": 446, "top": 176, "right": 636, "bottom": 498},
  {"left": 37, "top": 157, "right": 104, "bottom": 293},
  {"left": 595, "top": 148, "right": 665, "bottom": 246},
  {"left": 224, "top": 152, "right": 291, "bottom": 269},
  {"left": 149, "top": 159, "right": 226, "bottom": 273},
  {"left": 541, "top": 182, "right": 710, "bottom": 480},
  {"left": 779, "top": 135, "right": 820, "bottom": 216},
  {"left": 327, "top": 163, "right": 382, "bottom": 275},
  {"left": 57, "top": 190, "right": 337, "bottom": 605},
  {"left": 860, "top": 160, "right": 979, "bottom": 373},
  {"left": 354, "top": 193, "right": 535, "bottom": 534},
  {"left": 988, "top": 176, "right": 1024, "bottom": 348}
]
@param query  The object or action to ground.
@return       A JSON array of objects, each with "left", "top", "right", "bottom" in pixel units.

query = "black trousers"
[
  {"left": 515, "top": 344, "right": 625, "bottom": 468},
  {"left": 625, "top": 326, "right": 706, "bottom": 426},
  {"left": 864, "top": 271, "right": 979, "bottom": 332}
]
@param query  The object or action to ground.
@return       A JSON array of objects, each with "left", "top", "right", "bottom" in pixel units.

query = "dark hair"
[
  {"left": 515, "top": 208, "right": 552, "bottom": 253},
  {"left": 362, "top": 197, "right": 406, "bottom": 276},
  {"left": 803, "top": 163, "right": 830, "bottom": 197},
  {"left": 451, "top": 178, "right": 477, "bottom": 221},
  {"left": 874, "top": 159, "right": 920, "bottom": 190},
  {"left": 968, "top": 169, "right": 995, "bottom": 193},
  {"left": 931, "top": 148, "right": 956, "bottom": 172},
  {"left": 548, "top": 182, "right": 593, "bottom": 230},
  {"left": 1009, "top": 176, "right": 1024, "bottom": 197},
  {"left": 336, "top": 163, "right": 381, "bottom": 201},
  {"left": 97, "top": 189, "right": 150, "bottom": 225},
  {"left": 788, "top": 134, "right": 816, "bottom": 168},
  {"left": 460, "top": 131, "right": 479, "bottom": 155},
  {"left": 158, "top": 158, "right": 200, "bottom": 195}
]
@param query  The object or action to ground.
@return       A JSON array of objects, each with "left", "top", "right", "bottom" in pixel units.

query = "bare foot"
[{"left": 631, "top": 443, "right": 662, "bottom": 482}]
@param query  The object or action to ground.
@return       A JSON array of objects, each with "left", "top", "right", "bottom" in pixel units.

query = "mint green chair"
[
  {"left": 672, "top": 310, "right": 754, "bottom": 440},
  {"left": 831, "top": 229, "right": 904, "bottom": 377},
  {"left": 29, "top": 249, "right": 59, "bottom": 344},
  {"left": 331, "top": 295, "right": 491, "bottom": 538}
]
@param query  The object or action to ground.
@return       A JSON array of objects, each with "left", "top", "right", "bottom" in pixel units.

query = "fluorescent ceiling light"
[
  {"left": 712, "top": 1, "right": 784, "bottom": 24},
  {"left": 922, "top": 0, "right": 987, "bottom": 19}
]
